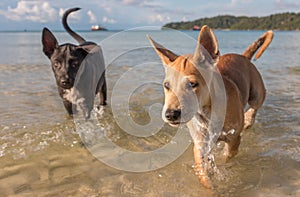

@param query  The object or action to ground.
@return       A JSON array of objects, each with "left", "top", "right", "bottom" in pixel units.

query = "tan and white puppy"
[{"left": 148, "top": 26, "right": 273, "bottom": 188}]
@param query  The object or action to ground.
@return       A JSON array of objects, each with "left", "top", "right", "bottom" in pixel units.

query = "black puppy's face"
[
  {"left": 42, "top": 28, "right": 88, "bottom": 89},
  {"left": 49, "top": 44, "right": 87, "bottom": 89}
]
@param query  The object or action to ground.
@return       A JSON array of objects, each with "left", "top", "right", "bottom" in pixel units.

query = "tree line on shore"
[{"left": 163, "top": 12, "right": 300, "bottom": 30}]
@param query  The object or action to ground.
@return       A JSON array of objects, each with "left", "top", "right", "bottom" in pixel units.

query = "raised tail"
[
  {"left": 243, "top": 30, "right": 274, "bottom": 61},
  {"left": 62, "top": 7, "right": 86, "bottom": 44}
]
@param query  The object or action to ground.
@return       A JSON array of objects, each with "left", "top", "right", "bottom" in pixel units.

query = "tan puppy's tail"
[{"left": 242, "top": 30, "right": 274, "bottom": 61}]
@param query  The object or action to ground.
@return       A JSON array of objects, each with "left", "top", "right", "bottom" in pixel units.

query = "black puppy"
[{"left": 42, "top": 8, "right": 107, "bottom": 119}]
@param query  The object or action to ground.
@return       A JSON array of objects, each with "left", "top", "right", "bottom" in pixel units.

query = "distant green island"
[{"left": 163, "top": 12, "right": 300, "bottom": 30}]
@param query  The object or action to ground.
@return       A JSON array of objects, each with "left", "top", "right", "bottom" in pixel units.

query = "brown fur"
[{"left": 148, "top": 26, "right": 273, "bottom": 188}]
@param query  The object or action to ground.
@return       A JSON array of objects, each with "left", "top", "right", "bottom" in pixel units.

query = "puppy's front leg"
[
  {"left": 193, "top": 143, "right": 213, "bottom": 189},
  {"left": 62, "top": 99, "right": 74, "bottom": 115},
  {"left": 187, "top": 119, "right": 212, "bottom": 188},
  {"left": 58, "top": 87, "right": 75, "bottom": 115}
]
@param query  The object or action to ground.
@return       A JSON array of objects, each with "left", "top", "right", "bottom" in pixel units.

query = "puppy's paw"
[{"left": 194, "top": 163, "right": 213, "bottom": 189}]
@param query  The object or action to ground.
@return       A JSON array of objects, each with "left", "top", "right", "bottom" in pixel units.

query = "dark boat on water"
[
  {"left": 91, "top": 25, "right": 107, "bottom": 31},
  {"left": 192, "top": 25, "right": 201, "bottom": 30}
]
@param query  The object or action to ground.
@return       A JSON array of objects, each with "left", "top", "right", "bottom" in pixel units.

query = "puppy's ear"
[
  {"left": 199, "top": 25, "right": 219, "bottom": 60},
  {"left": 147, "top": 35, "right": 178, "bottom": 66},
  {"left": 42, "top": 28, "right": 58, "bottom": 58},
  {"left": 193, "top": 25, "right": 219, "bottom": 65}
]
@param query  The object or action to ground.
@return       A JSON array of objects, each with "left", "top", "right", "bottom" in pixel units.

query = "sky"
[{"left": 0, "top": 0, "right": 299, "bottom": 31}]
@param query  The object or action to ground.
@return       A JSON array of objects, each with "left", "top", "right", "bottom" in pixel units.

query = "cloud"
[
  {"left": 1, "top": 0, "right": 57, "bottom": 23},
  {"left": 102, "top": 16, "right": 117, "bottom": 24},
  {"left": 115, "top": 0, "right": 163, "bottom": 8},
  {"left": 113, "top": 0, "right": 190, "bottom": 24},
  {"left": 275, "top": 0, "right": 300, "bottom": 9},
  {"left": 87, "top": 10, "right": 97, "bottom": 24},
  {"left": 119, "top": 0, "right": 140, "bottom": 6},
  {"left": 149, "top": 14, "right": 171, "bottom": 23},
  {"left": 102, "top": 5, "right": 112, "bottom": 13},
  {"left": 58, "top": 8, "right": 81, "bottom": 21},
  {"left": 140, "top": 1, "right": 163, "bottom": 9},
  {"left": 230, "top": 0, "right": 254, "bottom": 6}
]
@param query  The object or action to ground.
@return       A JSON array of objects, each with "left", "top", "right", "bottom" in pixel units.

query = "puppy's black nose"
[
  {"left": 165, "top": 109, "right": 181, "bottom": 121},
  {"left": 61, "top": 79, "right": 70, "bottom": 86}
]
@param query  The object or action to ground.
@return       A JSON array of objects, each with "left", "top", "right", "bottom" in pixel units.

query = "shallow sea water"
[{"left": 0, "top": 29, "right": 299, "bottom": 196}]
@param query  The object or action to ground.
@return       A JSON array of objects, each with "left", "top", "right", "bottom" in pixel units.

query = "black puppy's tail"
[
  {"left": 242, "top": 30, "right": 274, "bottom": 61},
  {"left": 62, "top": 7, "right": 86, "bottom": 44}
]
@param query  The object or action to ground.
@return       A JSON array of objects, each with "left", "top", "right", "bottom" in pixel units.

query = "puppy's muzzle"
[
  {"left": 165, "top": 109, "right": 181, "bottom": 122},
  {"left": 60, "top": 78, "right": 73, "bottom": 89}
]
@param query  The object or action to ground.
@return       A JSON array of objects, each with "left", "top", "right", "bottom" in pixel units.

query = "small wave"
[{"left": 0, "top": 121, "right": 80, "bottom": 159}]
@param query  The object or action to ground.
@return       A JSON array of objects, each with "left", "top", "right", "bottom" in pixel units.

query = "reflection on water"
[{"left": 0, "top": 30, "right": 299, "bottom": 196}]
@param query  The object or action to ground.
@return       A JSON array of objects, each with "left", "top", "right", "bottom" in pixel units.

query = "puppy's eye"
[
  {"left": 187, "top": 81, "right": 198, "bottom": 89},
  {"left": 164, "top": 82, "right": 171, "bottom": 90}
]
